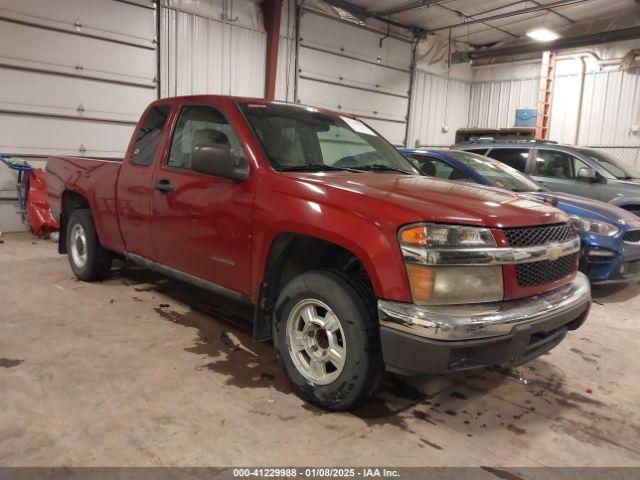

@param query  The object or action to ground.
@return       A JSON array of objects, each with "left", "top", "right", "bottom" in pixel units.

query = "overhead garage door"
[
  {"left": 0, "top": 0, "right": 158, "bottom": 158},
  {"left": 297, "top": 9, "right": 413, "bottom": 146}
]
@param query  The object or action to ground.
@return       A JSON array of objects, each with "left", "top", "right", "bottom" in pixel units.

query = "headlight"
[
  {"left": 400, "top": 224, "right": 496, "bottom": 248},
  {"left": 399, "top": 224, "right": 502, "bottom": 305},
  {"left": 406, "top": 264, "right": 503, "bottom": 305},
  {"left": 570, "top": 215, "right": 618, "bottom": 237}
]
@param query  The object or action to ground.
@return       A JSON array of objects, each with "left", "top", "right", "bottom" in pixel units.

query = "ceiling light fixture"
[{"left": 526, "top": 28, "right": 560, "bottom": 42}]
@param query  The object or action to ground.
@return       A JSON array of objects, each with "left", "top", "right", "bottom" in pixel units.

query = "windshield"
[
  {"left": 446, "top": 150, "right": 545, "bottom": 192},
  {"left": 578, "top": 148, "right": 640, "bottom": 179},
  {"left": 239, "top": 103, "right": 417, "bottom": 174}
]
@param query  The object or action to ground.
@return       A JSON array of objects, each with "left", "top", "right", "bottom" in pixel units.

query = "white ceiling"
[{"left": 338, "top": 0, "right": 640, "bottom": 46}]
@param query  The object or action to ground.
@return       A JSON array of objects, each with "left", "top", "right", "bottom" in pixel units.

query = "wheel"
[
  {"left": 273, "top": 270, "right": 383, "bottom": 411},
  {"left": 66, "top": 209, "right": 112, "bottom": 281}
]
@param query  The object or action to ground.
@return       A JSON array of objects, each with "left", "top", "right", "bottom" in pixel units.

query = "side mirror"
[
  {"left": 577, "top": 167, "right": 597, "bottom": 182},
  {"left": 191, "top": 145, "right": 249, "bottom": 182}
]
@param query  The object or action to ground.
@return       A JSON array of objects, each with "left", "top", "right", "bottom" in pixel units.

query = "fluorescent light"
[{"left": 526, "top": 28, "right": 559, "bottom": 42}]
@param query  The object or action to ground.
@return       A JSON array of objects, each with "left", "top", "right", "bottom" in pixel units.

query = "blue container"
[{"left": 515, "top": 108, "right": 537, "bottom": 127}]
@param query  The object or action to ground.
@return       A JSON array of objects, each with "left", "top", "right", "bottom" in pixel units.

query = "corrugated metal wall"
[
  {"left": 407, "top": 70, "right": 470, "bottom": 148},
  {"left": 550, "top": 57, "right": 640, "bottom": 167},
  {"left": 160, "top": 0, "right": 266, "bottom": 98},
  {"left": 458, "top": 56, "right": 640, "bottom": 168},
  {"left": 468, "top": 62, "right": 540, "bottom": 129}
]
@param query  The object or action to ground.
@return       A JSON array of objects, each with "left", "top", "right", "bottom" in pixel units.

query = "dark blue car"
[{"left": 401, "top": 148, "right": 640, "bottom": 284}]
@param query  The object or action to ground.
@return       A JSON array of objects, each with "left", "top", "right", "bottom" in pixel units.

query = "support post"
[{"left": 262, "top": 0, "right": 283, "bottom": 100}]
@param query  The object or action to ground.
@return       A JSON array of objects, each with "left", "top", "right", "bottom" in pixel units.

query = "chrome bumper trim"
[
  {"left": 401, "top": 236, "right": 580, "bottom": 266},
  {"left": 378, "top": 272, "right": 591, "bottom": 341}
]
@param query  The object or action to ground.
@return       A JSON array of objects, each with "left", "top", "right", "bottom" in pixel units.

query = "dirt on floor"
[{"left": 1, "top": 232, "right": 639, "bottom": 467}]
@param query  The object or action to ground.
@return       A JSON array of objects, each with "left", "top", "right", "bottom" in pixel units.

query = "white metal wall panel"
[
  {"left": 0, "top": 20, "right": 156, "bottom": 87},
  {"left": 468, "top": 77, "right": 539, "bottom": 129},
  {"left": 407, "top": 70, "right": 471, "bottom": 148},
  {"left": 160, "top": 2, "right": 266, "bottom": 98},
  {"left": 548, "top": 57, "right": 640, "bottom": 167},
  {"left": 548, "top": 58, "right": 582, "bottom": 145},
  {"left": 0, "top": 0, "right": 156, "bottom": 157},
  {"left": 0, "top": 68, "right": 154, "bottom": 123},
  {"left": 300, "top": 12, "right": 412, "bottom": 70},
  {"left": 0, "top": 0, "right": 155, "bottom": 48},
  {"left": 576, "top": 70, "right": 640, "bottom": 146},
  {"left": 0, "top": 114, "right": 133, "bottom": 158},
  {"left": 297, "top": 10, "right": 412, "bottom": 145},
  {"left": 0, "top": 0, "right": 156, "bottom": 231},
  {"left": 466, "top": 55, "right": 640, "bottom": 168},
  {"left": 468, "top": 62, "right": 540, "bottom": 129}
]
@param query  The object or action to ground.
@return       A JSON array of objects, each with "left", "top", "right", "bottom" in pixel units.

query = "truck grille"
[
  {"left": 623, "top": 230, "right": 640, "bottom": 243},
  {"left": 504, "top": 223, "right": 575, "bottom": 247},
  {"left": 516, "top": 253, "right": 577, "bottom": 287}
]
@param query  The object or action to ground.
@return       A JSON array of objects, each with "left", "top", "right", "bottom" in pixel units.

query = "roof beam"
[
  {"left": 470, "top": 26, "right": 640, "bottom": 59},
  {"left": 426, "top": 0, "right": 588, "bottom": 33},
  {"left": 530, "top": 0, "right": 575, "bottom": 24},
  {"left": 434, "top": 4, "right": 519, "bottom": 39},
  {"left": 378, "top": 0, "right": 443, "bottom": 16}
]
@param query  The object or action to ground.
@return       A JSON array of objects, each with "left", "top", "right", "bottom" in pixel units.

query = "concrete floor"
[{"left": 1, "top": 232, "right": 639, "bottom": 467}]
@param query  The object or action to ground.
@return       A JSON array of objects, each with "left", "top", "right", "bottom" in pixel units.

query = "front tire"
[
  {"left": 66, "top": 209, "right": 112, "bottom": 281},
  {"left": 273, "top": 270, "right": 383, "bottom": 411}
]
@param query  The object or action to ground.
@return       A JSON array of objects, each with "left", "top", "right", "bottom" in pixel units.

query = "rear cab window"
[{"left": 131, "top": 105, "right": 171, "bottom": 166}]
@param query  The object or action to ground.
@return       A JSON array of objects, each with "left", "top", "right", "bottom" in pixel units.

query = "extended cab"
[{"left": 47, "top": 96, "right": 591, "bottom": 410}]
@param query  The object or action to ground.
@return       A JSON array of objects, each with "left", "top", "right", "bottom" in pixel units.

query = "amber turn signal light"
[
  {"left": 405, "top": 264, "right": 433, "bottom": 302},
  {"left": 400, "top": 226, "right": 428, "bottom": 246}
]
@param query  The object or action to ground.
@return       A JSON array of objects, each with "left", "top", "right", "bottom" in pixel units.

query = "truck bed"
[{"left": 46, "top": 156, "right": 125, "bottom": 253}]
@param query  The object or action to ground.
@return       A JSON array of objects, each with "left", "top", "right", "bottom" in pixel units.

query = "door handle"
[{"left": 154, "top": 179, "right": 174, "bottom": 194}]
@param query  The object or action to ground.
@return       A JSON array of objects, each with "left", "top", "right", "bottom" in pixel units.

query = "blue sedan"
[{"left": 401, "top": 148, "right": 640, "bottom": 284}]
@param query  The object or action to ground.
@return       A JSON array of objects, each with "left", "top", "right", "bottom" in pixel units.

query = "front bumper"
[
  {"left": 582, "top": 244, "right": 640, "bottom": 284},
  {"left": 378, "top": 273, "right": 591, "bottom": 375}
]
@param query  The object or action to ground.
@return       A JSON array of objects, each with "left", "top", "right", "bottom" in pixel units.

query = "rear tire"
[
  {"left": 273, "top": 270, "right": 383, "bottom": 411},
  {"left": 66, "top": 209, "right": 112, "bottom": 281}
]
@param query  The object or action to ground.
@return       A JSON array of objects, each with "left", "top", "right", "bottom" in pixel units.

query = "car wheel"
[
  {"left": 273, "top": 270, "right": 383, "bottom": 411},
  {"left": 66, "top": 209, "right": 112, "bottom": 281}
]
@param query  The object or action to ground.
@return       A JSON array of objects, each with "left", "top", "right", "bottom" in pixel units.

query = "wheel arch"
[
  {"left": 252, "top": 232, "right": 379, "bottom": 341},
  {"left": 58, "top": 189, "right": 91, "bottom": 253}
]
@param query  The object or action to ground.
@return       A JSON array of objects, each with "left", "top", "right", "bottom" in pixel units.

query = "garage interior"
[{"left": 1, "top": 0, "right": 640, "bottom": 472}]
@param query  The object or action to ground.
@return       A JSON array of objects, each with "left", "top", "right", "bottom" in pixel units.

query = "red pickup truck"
[{"left": 47, "top": 95, "right": 591, "bottom": 410}]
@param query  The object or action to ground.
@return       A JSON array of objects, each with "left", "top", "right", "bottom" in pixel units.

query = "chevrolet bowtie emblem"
[{"left": 547, "top": 244, "right": 563, "bottom": 261}]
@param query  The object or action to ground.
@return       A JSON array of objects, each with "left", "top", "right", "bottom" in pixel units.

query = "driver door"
[{"left": 149, "top": 103, "right": 253, "bottom": 296}]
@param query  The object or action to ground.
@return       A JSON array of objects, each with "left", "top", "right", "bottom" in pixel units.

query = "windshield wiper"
[
  {"left": 279, "top": 163, "right": 361, "bottom": 173},
  {"left": 353, "top": 164, "right": 410, "bottom": 174}
]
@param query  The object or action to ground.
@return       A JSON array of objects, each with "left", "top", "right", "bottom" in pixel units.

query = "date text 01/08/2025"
[{"left": 232, "top": 468, "right": 400, "bottom": 478}]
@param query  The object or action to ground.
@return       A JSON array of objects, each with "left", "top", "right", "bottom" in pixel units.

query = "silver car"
[{"left": 454, "top": 141, "right": 640, "bottom": 216}]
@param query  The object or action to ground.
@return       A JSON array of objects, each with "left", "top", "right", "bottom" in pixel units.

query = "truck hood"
[
  {"left": 524, "top": 191, "right": 640, "bottom": 228},
  {"left": 284, "top": 173, "right": 567, "bottom": 228}
]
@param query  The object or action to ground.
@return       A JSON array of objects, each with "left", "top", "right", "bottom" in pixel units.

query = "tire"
[
  {"left": 66, "top": 209, "right": 112, "bottom": 281},
  {"left": 273, "top": 270, "right": 383, "bottom": 411}
]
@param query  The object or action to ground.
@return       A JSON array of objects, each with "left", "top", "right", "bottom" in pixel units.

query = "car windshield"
[
  {"left": 578, "top": 148, "right": 640, "bottom": 180},
  {"left": 446, "top": 150, "right": 545, "bottom": 192},
  {"left": 239, "top": 103, "right": 417, "bottom": 174}
]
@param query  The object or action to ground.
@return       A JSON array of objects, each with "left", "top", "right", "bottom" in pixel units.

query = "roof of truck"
[{"left": 149, "top": 95, "right": 354, "bottom": 119}]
